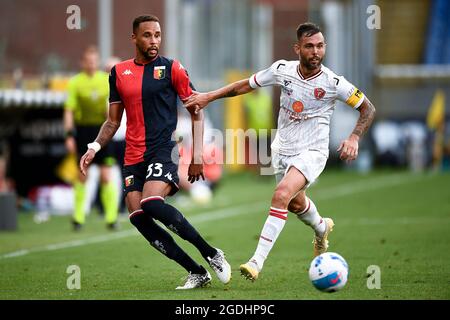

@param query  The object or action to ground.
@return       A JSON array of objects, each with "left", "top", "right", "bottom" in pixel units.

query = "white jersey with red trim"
[{"left": 249, "top": 59, "right": 365, "bottom": 156}]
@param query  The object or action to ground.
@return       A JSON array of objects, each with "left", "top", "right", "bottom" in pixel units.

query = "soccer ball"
[
  {"left": 309, "top": 252, "right": 349, "bottom": 292},
  {"left": 190, "top": 182, "right": 212, "bottom": 204}
]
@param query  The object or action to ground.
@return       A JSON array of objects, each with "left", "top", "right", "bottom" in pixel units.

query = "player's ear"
[
  {"left": 131, "top": 33, "right": 137, "bottom": 43},
  {"left": 293, "top": 42, "right": 300, "bottom": 55}
]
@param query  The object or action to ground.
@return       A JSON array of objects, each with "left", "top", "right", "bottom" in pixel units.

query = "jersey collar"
[
  {"left": 134, "top": 55, "right": 159, "bottom": 66},
  {"left": 297, "top": 64, "right": 323, "bottom": 81}
]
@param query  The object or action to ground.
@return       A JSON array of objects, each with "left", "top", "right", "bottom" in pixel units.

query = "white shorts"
[{"left": 272, "top": 150, "right": 328, "bottom": 189}]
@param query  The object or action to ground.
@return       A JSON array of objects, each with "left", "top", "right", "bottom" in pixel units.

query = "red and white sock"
[
  {"left": 296, "top": 197, "right": 326, "bottom": 235},
  {"left": 251, "top": 207, "right": 288, "bottom": 270}
]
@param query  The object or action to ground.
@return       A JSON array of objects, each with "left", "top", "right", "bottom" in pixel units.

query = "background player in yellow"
[
  {"left": 243, "top": 89, "right": 273, "bottom": 171},
  {"left": 64, "top": 46, "right": 119, "bottom": 231}
]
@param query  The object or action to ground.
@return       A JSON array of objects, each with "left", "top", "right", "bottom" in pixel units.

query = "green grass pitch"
[{"left": 0, "top": 169, "right": 449, "bottom": 300}]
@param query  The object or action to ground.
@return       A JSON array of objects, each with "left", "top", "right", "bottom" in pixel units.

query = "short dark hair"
[
  {"left": 133, "top": 15, "right": 160, "bottom": 33},
  {"left": 296, "top": 22, "right": 322, "bottom": 40}
]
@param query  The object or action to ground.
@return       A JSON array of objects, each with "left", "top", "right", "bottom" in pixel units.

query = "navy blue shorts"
[{"left": 122, "top": 150, "right": 180, "bottom": 197}]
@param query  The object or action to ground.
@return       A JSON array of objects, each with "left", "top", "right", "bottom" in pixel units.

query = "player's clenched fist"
[{"left": 337, "top": 134, "right": 359, "bottom": 163}]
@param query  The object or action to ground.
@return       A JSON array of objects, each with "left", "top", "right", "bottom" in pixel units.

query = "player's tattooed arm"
[
  {"left": 94, "top": 103, "right": 124, "bottom": 147},
  {"left": 352, "top": 97, "right": 376, "bottom": 138},
  {"left": 338, "top": 97, "right": 375, "bottom": 162},
  {"left": 205, "top": 79, "right": 254, "bottom": 101},
  {"left": 184, "top": 79, "right": 254, "bottom": 113},
  {"left": 95, "top": 122, "right": 119, "bottom": 147},
  {"left": 80, "top": 103, "right": 124, "bottom": 175},
  {"left": 220, "top": 79, "right": 254, "bottom": 98},
  {"left": 224, "top": 88, "right": 239, "bottom": 98}
]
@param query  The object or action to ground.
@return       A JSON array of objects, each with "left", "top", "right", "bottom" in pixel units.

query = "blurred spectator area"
[
  {"left": 319, "top": 0, "right": 450, "bottom": 166},
  {"left": 364, "top": 0, "right": 450, "bottom": 169},
  {"left": 0, "top": 0, "right": 449, "bottom": 190},
  {"left": 0, "top": 0, "right": 308, "bottom": 127},
  {"left": 0, "top": 0, "right": 164, "bottom": 76},
  {"left": 0, "top": 90, "right": 67, "bottom": 197},
  {"left": 372, "top": 0, "right": 450, "bottom": 120}
]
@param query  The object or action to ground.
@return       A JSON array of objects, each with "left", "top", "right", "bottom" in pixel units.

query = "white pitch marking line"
[{"left": 0, "top": 172, "right": 427, "bottom": 260}]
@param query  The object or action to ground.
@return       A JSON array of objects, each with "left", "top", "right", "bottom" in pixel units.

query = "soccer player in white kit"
[{"left": 185, "top": 23, "right": 376, "bottom": 281}]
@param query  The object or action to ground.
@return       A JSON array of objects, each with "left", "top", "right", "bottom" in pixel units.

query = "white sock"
[
  {"left": 296, "top": 197, "right": 326, "bottom": 235},
  {"left": 251, "top": 207, "right": 288, "bottom": 270}
]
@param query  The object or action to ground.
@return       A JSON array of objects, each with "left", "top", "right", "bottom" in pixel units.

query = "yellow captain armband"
[{"left": 346, "top": 88, "right": 365, "bottom": 108}]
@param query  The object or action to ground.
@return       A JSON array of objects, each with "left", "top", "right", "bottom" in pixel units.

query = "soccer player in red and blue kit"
[{"left": 79, "top": 15, "right": 231, "bottom": 289}]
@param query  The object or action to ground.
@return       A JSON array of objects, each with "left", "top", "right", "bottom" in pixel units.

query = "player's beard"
[
  {"left": 302, "top": 56, "right": 322, "bottom": 70},
  {"left": 139, "top": 46, "right": 158, "bottom": 60}
]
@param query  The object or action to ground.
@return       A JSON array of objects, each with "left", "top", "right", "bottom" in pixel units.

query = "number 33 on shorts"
[{"left": 146, "top": 162, "right": 163, "bottom": 178}]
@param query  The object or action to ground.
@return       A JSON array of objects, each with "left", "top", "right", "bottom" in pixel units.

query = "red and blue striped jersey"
[{"left": 109, "top": 56, "right": 194, "bottom": 166}]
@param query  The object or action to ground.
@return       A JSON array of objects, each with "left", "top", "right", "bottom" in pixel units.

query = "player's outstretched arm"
[
  {"left": 337, "top": 97, "right": 376, "bottom": 162},
  {"left": 185, "top": 79, "right": 254, "bottom": 114},
  {"left": 186, "top": 107, "right": 205, "bottom": 183},
  {"left": 79, "top": 103, "right": 124, "bottom": 175}
]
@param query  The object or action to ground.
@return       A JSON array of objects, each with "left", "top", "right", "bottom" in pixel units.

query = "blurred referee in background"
[{"left": 64, "top": 46, "right": 119, "bottom": 231}]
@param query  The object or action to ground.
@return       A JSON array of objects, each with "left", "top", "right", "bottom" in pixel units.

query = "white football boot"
[
  {"left": 207, "top": 248, "right": 232, "bottom": 284},
  {"left": 176, "top": 271, "right": 211, "bottom": 290}
]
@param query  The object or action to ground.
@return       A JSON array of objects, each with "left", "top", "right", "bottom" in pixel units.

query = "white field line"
[
  {"left": 0, "top": 202, "right": 269, "bottom": 260},
  {"left": 0, "top": 173, "right": 428, "bottom": 260}
]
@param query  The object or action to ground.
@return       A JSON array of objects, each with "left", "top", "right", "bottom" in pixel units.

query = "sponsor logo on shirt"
[
  {"left": 282, "top": 86, "right": 293, "bottom": 96},
  {"left": 292, "top": 100, "right": 304, "bottom": 113},
  {"left": 122, "top": 69, "right": 133, "bottom": 75},
  {"left": 286, "top": 109, "right": 303, "bottom": 122},
  {"left": 282, "top": 80, "right": 293, "bottom": 96}
]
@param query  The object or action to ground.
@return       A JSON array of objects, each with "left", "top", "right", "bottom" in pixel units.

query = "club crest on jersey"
[
  {"left": 292, "top": 100, "right": 304, "bottom": 113},
  {"left": 314, "top": 87, "right": 326, "bottom": 100},
  {"left": 125, "top": 175, "right": 134, "bottom": 187},
  {"left": 153, "top": 66, "right": 166, "bottom": 80}
]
